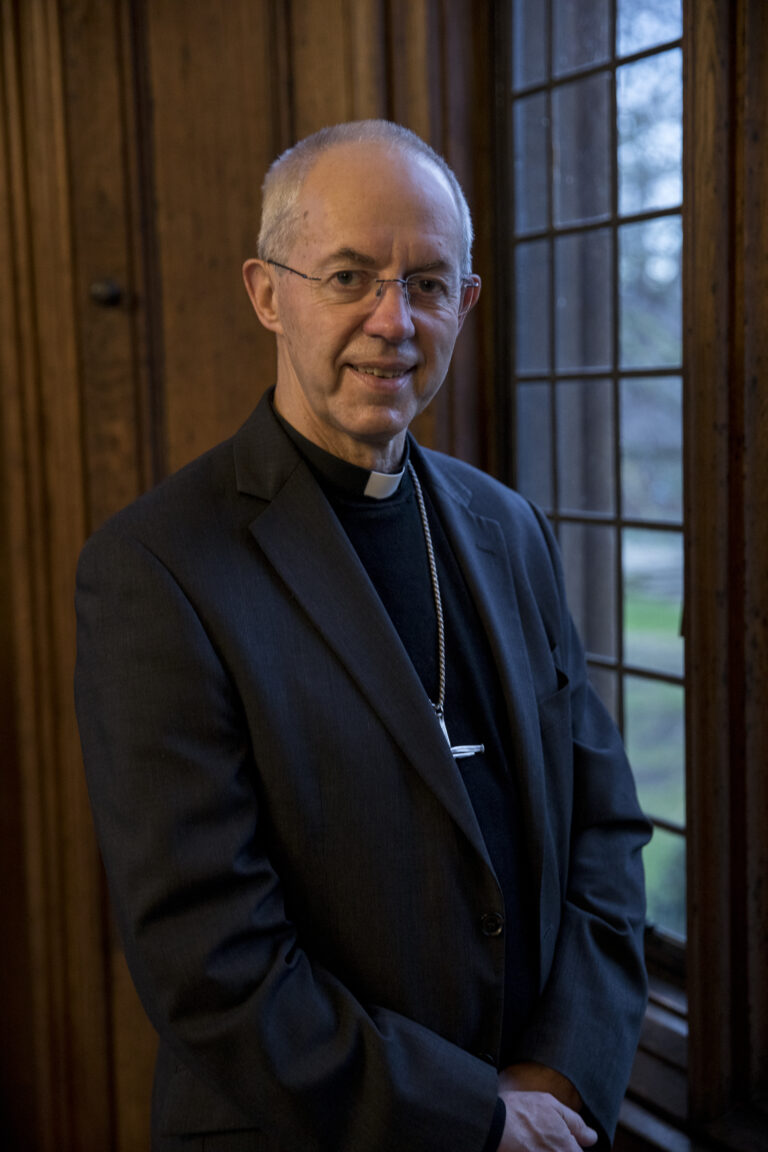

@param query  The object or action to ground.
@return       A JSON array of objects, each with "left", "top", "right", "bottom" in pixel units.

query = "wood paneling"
[
  {"left": 741, "top": 0, "right": 768, "bottom": 1099},
  {"left": 0, "top": 1, "right": 111, "bottom": 1148},
  {"left": 144, "top": 0, "right": 280, "bottom": 473},
  {"left": 0, "top": 2, "right": 495, "bottom": 1148},
  {"left": 684, "top": 0, "right": 768, "bottom": 1129}
]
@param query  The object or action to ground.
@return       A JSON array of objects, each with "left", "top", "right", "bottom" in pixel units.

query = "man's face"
[{"left": 244, "top": 141, "right": 480, "bottom": 470}]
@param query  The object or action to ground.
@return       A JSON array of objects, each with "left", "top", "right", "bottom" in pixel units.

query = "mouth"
[{"left": 350, "top": 363, "right": 415, "bottom": 381}]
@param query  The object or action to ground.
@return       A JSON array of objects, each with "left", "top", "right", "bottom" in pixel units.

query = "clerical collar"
[{"left": 272, "top": 404, "right": 407, "bottom": 500}]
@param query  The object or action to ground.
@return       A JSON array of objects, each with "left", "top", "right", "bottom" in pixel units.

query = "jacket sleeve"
[
  {"left": 508, "top": 503, "right": 652, "bottom": 1145},
  {"left": 74, "top": 526, "right": 499, "bottom": 1152}
]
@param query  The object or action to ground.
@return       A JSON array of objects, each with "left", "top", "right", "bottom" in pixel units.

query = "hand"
[
  {"left": 497, "top": 1090, "right": 598, "bottom": 1152},
  {"left": 497, "top": 1063, "right": 597, "bottom": 1152}
]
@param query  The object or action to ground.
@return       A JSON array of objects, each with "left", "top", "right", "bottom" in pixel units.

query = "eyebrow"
[{"left": 321, "top": 248, "right": 378, "bottom": 268}]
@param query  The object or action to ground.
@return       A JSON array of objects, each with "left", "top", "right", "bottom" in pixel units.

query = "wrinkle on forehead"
[{"left": 288, "top": 143, "right": 463, "bottom": 270}]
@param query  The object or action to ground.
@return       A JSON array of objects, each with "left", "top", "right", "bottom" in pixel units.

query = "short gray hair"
[{"left": 258, "top": 120, "right": 474, "bottom": 276}]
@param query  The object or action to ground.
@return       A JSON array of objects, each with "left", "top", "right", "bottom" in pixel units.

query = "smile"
[{"left": 353, "top": 365, "right": 414, "bottom": 379}]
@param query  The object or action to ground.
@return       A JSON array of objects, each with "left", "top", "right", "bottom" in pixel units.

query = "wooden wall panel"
[
  {"left": 684, "top": 0, "right": 768, "bottom": 1128},
  {"left": 0, "top": 1, "right": 111, "bottom": 1148},
  {"left": 144, "top": 0, "right": 281, "bottom": 473},
  {"left": 59, "top": 0, "right": 147, "bottom": 530},
  {"left": 290, "top": 0, "right": 356, "bottom": 137},
  {"left": 0, "top": 2, "right": 496, "bottom": 1148},
  {"left": 741, "top": 0, "right": 768, "bottom": 1098}
]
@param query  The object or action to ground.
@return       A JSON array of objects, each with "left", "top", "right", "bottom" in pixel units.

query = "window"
[
  {"left": 495, "top": 2, "right": 768, "bottom": 1147},
  {"left": 507, "top": 0, "right": 685, "bottom": 944}
]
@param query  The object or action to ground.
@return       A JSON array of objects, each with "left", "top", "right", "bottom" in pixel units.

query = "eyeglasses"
[{"left": 267, "top": 259, "right": 477, "bottom": 320}]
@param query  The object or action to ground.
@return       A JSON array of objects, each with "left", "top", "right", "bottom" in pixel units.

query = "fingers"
[
  {"left": 556, "top": 1099, "right": 598, "bottom": 1148},
  {"left": 498, "top": 1090, "right": 598, "bottom": 1152}
]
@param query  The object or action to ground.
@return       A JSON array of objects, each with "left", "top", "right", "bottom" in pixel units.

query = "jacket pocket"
[{"left": 158, "top": 1064, "right": 272, "bottom": 1144}]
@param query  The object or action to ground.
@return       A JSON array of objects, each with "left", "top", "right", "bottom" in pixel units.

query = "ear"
[
  {"left": 242, "top": 259, "right": 283, "bottom": 334},
  {"left": 456, "top": 275, "right": 482, "bottom": 332}
]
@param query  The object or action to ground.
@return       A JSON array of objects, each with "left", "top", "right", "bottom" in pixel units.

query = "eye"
[
  {"left": 410, "top": 276, "right": 449, "bottom": 297},
  {"left": 330, "top": 269, "right": 367, "bottom": 290}
]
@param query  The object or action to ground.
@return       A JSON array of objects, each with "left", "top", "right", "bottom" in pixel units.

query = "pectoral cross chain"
[
  {"left": 409, "top": 462, "right": 485, "bottom": 763},
  {"left": 435, "top": 707, "right": 485, "bottom": 761}
]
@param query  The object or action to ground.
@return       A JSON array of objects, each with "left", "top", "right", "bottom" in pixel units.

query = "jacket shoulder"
[
  {"left": 81, "top": 434, "right": 241, "bottom": 555},
  {"left": 419, "top": 446, "right": 550, "bottom": 539}
]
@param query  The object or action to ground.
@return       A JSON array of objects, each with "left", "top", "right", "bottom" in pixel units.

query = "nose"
[{"left": 362, "top": 279, "right": 416, "bottom": 341}]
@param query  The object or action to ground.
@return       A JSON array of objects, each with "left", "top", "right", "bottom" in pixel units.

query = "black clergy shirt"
[{"left": 273, "top": 407, "right": 541, "bottom": 1152}]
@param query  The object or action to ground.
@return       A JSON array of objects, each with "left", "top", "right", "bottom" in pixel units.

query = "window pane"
[
  {"left": 513, "top": 0, "right": 548, "bottom": 90},
  {"left": 553, "top": 72, "right": 612, "bottom": 226},
  {"left": 625, "top": 675, "right": 685, "bottom": 825},
  {"left": 643, "top": 826, "right": 686, "bottom": 939},
  {"left": 516, "top": 383, "right": 552, "bottom": 509},
  {"left": 589, "top": 664, "right": 619, "bottom": 725},
  {"left": 618, "top": 50, "right": 682, "bottom": 215},
  {"left": 515, "top": 240, "right": 551, "bottom": 372},
  {"left": 560, "top": 523, "right": 617, "bottom": 659},
  {"left": 617, "top": 0, "right": 682, "bottom": 57},
  {"left": 557, "top": 378, "right": 615, "bottom": 514},
  {"left": 621, "top": 377, "right": 682, "bottom": 522},
  {"left": 623, "top": 528, "right": 683, "bottom": 676},
  {"left": 619, "top": 216, "right": 682, "bottom": 369},
  {"left": 515, "top": 93, "right": 550, "bottom": 234},
  {"left": 556, "top": 228, "right": 613, "bottom": 371},
  {"left": 553, "top": 0, "right": 611, "bottom": 76}
]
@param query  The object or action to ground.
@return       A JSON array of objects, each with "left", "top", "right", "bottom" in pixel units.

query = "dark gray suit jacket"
[{"left": 74, "top": 392, "right": 650, "bottom": 1152}]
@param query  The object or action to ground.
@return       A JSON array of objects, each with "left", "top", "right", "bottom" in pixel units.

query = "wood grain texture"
[
  {"left": 683, "top": 0, "right": 735, "bottom": 1119},
  {"left": 0, "top": 1, "right": 111, "bottom": 1148},
  {"left": 684, "top": 0, "right": 768, "bottom": 1126},
  {"left": 740, "top": 0, "right": 768, "bottom": 1101},
  {"left": 144, "top": 0, "right": 279, "bottom": 473},
  {"left": 0, "top": 2, "right": 494, "bottom": 1148}
]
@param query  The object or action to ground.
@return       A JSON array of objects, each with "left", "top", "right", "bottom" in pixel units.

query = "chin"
[{"left": 347, "top": 413, "right": 412, "bottom": 447}]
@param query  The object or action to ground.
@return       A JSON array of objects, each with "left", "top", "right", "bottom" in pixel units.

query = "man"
[{"left": 75, "top": 120, "right": 650, "bottom": 1152}]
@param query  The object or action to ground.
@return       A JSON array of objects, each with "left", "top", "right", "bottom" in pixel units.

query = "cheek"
[{"left": 424, "top": 325, "right": 459, "bottom": 373}]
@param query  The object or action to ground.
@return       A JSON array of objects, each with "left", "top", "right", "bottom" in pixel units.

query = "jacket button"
[
  {"left": 480, "top": 911, "right": 504, "bottom": 937},
  {"left": 478, "top": 1052, "right": 497, "bottom": 1066}
]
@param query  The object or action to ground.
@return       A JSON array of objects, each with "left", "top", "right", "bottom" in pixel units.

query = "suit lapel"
[
  {"left": 416, "top": 447, "right": 549, "bottom": 901},
  {"left": 232, "top": 399, "right": 492, "bottom": 868}
]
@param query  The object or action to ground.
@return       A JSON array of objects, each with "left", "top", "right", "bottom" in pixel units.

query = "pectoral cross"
[{"left": 435, "top": 706, "right": 485, "bottom": 760}]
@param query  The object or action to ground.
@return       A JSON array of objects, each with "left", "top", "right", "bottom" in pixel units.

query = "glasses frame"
[{"left": 265, "top": 258, "right": 478, "bottom": 320}]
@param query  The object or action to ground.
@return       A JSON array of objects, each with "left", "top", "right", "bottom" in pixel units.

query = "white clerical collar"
[
  {"left": 362, "top": 469, "right": 405, "bottom": 499},
  {"left": 272, "top": 403, "right": 408, "bottom": 500}
]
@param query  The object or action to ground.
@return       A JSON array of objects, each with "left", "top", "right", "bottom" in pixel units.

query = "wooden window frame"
[{"left": 492, "top": 1, "right": 768, "bottom": 1147}]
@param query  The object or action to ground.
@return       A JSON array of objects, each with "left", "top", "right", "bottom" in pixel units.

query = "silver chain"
[{"left": 407, "top": 461, "right": 447, "bottom": 721}]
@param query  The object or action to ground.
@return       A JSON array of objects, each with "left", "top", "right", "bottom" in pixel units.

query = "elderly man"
[{"left": 75, "top": 120, "right": 650, "bottom": 1152}]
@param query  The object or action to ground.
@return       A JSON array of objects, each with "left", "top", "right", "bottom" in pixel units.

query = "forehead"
[{"left": 289, "top": 142, "right": 463, "bottom": 267}]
